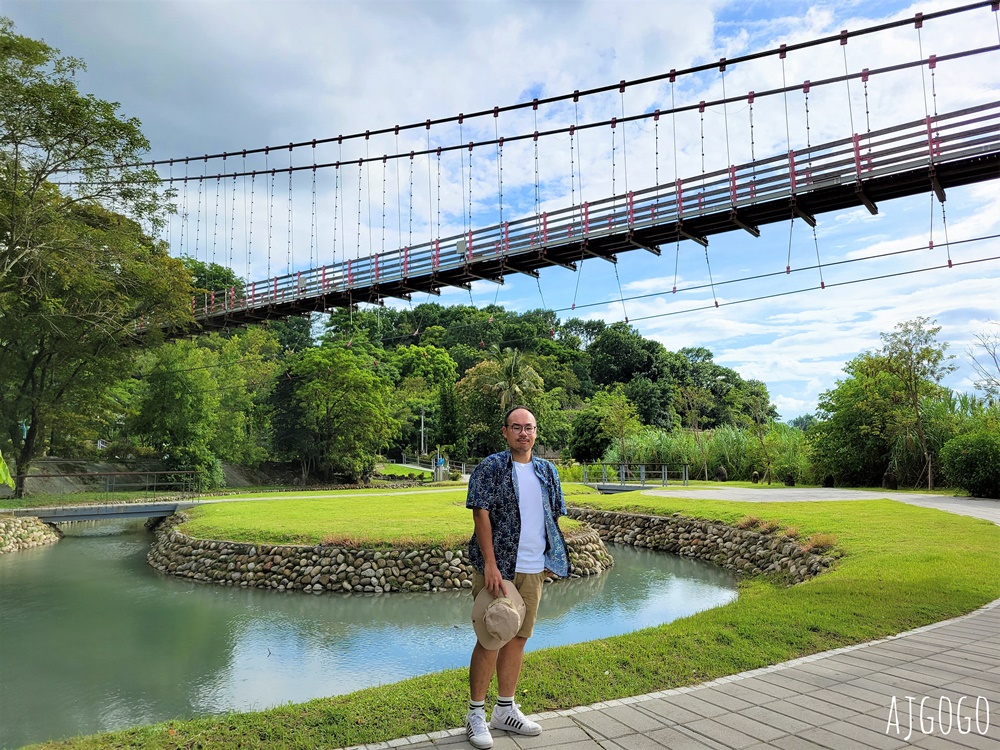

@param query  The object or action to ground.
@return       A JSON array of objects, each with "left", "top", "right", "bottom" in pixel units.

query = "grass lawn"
[
  {"left": 179, "top": 485, "right": 595, "bottom": 547},
  {"left": 28, "top": 488, "right": 1000, "bottom": 750},
  {"left": 0, "top": 480, "right": 467, "bottom": 510},
  {"left": 376, "top": 462, "right": 432, "bottom": 479}
]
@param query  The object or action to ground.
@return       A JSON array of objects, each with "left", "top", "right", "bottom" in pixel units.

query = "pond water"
[{"left": 0, "top": 520, "right": 737, "bottom": 748}]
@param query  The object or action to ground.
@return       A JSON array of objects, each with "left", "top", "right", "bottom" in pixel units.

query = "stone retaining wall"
[
  {"left": 0, "top": 516, "right": 61, "bottom": 556},
  {"left": 147, "top": 514, "right": 614, "bottom": 594},
  {"left": 568, "top": 508, "right": 834, "bottom": 583}
]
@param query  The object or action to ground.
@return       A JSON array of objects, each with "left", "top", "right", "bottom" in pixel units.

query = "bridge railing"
[
  {"left": 583, "top": 463, "right": 690, "bottom": 487},
  {"left": 185, "top": 100, "right": 1000, "bottom": 322},
  {"left": 395, "top": 453, "right": 439, "bottom": 472},
  {"left": 14, "top": 471, "right": 201, "bottom": 501},
  {"left": 396, "top": 454, "right": 482, "bottom": 477}
]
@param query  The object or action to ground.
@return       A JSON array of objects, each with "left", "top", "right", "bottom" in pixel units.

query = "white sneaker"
[
  {"left": 466, "top": 707, "right": 493, "bottom": 749},
  {"left": 490, "top": 702, "right": 542, "bottom": 736}
]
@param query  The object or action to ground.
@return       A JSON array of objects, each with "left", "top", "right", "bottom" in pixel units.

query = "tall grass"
[{"left": 602, "top": 424, "right": 811, "bottom": 483}]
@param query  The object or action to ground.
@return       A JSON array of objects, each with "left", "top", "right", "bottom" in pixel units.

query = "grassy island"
[{"left": 179, "top": 484, "right": 591, "bottom": 547}]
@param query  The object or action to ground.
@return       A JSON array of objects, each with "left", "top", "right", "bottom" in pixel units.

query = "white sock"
[
  {"left": 469, "top": 699, "right": 485, "bottom": 713},
  {"left": 496, "top": 695, "right": 514, "bottom": 709}
]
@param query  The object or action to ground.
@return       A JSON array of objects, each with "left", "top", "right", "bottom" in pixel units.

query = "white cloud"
[{"left": 6, "top": 0, "right": 999, "bottom": 419}]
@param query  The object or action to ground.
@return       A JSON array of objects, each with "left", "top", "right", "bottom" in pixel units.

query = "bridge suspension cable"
[
  {"left": 54, "top": 1, "right": 997, "bottom": 175},
  {"left": 90, "top": 1, "right": 1000, "bottom": 338}
]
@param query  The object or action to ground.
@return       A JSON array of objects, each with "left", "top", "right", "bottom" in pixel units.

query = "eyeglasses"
[{"left": 505, "top": 423, "right": 537, "bottom": 434}]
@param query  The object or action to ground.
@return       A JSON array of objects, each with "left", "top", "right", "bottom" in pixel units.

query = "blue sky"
[{"left": 6, "top": 0, "right": 999, "bottom": 419}]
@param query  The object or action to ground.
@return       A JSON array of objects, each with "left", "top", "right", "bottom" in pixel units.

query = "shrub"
[
  {"left": 556, "top": 462, "right": 585, "bottom": 483},
  {"left": 448, "top": 471, "right": 461, "bottom": 481},
  {"left": 941, "top": 430, "right": 1000, "bottom": 498}
]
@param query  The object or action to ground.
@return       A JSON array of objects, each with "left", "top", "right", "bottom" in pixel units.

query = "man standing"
[{"left": 464, "top": 405, "right": 569, "bottom": 749}]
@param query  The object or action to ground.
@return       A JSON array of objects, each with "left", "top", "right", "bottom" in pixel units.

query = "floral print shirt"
[{"left": 466, "top": 451, "right": 569, "bottom": 580}]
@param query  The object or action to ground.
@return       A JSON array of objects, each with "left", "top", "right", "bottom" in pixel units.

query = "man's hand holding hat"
[{"left": 471, "top": 580, "right": 526, "bottom": 651}]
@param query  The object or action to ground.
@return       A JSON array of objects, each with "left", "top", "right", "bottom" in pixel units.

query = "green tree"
[
  {"left": 1, "top": 200, "right": 191, "bottom": 496},
  {"left": 387, "top": 344, "right": 457, "bottom": 389},
  {"left": 562, "top": 317, "right": 606, "bottom": 347},
  {"left": 880, "top": 317, "right": 954, "bottom": 489},
  {"left": 455, "top": 360, "right": 504, "bottom": 457},
  {"left": 1, "top": 18, "right": 166, "bottom": 291},
  {"left": 587, "top": 322, "right": 661, "bottom": 386},
  {"left": 808, "top": 353, "right": 905, "bottom": 486},
  {"left": 484, "top": 345, "right": 543, "bottom": 413},
  {"left": 435, "top": 380, "right": 462, "bottom": 455},
  {"left": 968, "top": 323, "right": 1000, "bottom": 402},
  {"left": 129, "top": 340, "right": 224, "bottom": 487},
  {"left": 567, "top": 407, "right": 611, "bottom": 463},
  {"left": 940, "top": 430, "right": 1000, "bottom": 498},
  {"left": 591, "top": 386, "right": 642, "bottom": 466},
  {"left": 1, "top": 20, "right": 190, "bottom": 496},
  {"left": 201, "top": 328, "right": 283, "bottom": 466},
  {"left": 533, "top": 388, "right": 573, "bottom": 452},
  {"left": 384, "top": 345, "right": 457, "bottom": 455},
  {"left": 276, "top": 346, "right": 397, "bottom": 482},
  {"left": 263, "top": 316, "right": 314, "bottom": 352},
  {"left": 735, "top": 383, "right": 779, "bottom": 483},
  {"left": 787, "top": 413, "right": 817, "bottom": 431},
  {"left": 679, "top": 385, "right": 714, "bottom": 480},
  {"left": 454, "top": 355, "right": 538, "bottom": 457},
  {"left": 182, "top": 257, "right": 244, "bottom": 296},
  {"left": 623, "top": 375, "right": 678, "bottom": 429}
]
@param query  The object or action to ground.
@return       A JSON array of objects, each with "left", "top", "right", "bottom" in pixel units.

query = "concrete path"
[
  {"left": 641, "top": 487, "right": 1000, "bottom": 526},
  {"left": 335, "top": 490, "right": 1000, "bottom": 750}
]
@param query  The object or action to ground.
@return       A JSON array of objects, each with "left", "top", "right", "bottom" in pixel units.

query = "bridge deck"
[
  {"left": 177, "top": 101, "right": 1000, "bottom": 332},
  {"left": 8, "top": 502, "right": 198, "bottom": 524}
]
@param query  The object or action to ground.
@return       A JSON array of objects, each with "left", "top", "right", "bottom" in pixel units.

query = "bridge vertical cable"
[
  {"left": 230, "top": 170, "right": 237, "bottom": 275},
  {"left": 285, "top": 143, "right": 301, "bottom": 280},
  {"left": 571, "top": 93, "right": 584, "bottom": 311},
  {"left": 266, "top": 148, "right": 273, "bottom": 280},
  {"left": 670, "top": 72, "right": 681, "bottom": 295},
  {"left": 111, "top": 2, "right": 1000, "bottom": 334},
  {"left": 366, "top": 135, "right": 373, "bottom": 262},
  {"left": 310, "top": 141, "right": 317, "bottom": 272}
]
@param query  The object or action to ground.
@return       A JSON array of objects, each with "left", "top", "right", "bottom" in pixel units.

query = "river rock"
[{"left": 144, "top": 513, "right": 615, "bottom": 596}]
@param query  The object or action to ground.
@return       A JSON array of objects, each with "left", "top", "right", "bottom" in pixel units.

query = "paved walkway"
[
  {"left": 337, "top": 490, "right": 1000, "bottom": 750},
  {"left": 641, "top": 487, "right": 1000, "bottom": 526}
]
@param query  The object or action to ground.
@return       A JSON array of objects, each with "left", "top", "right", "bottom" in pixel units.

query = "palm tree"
[{"left": 486, "top": 346, "right": 542, "bottom": 412}]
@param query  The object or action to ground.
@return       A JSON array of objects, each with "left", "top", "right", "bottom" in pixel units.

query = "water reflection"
[{"left": 0, "top": 520, "right": 736, "bottom": 748}]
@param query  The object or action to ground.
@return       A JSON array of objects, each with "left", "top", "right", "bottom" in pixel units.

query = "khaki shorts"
[{"left": 472, "top": 571, "right": 545, "bottom": 640}]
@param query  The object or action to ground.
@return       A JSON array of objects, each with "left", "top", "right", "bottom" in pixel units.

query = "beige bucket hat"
[{"left": 471, "top": 580, "right": 526, "bottom": 650}]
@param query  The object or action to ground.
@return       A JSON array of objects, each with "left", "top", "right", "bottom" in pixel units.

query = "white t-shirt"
[{"left": 514, "top": 460, "right": 546, "bottom": 574}]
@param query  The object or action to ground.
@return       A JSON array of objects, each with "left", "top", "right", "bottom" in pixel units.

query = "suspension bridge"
[{"left": 95, "top": 2, "right": 1000, "bottom": 334}]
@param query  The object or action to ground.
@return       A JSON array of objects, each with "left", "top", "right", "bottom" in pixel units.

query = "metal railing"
[
  {"left": 396, "top": 453, "right": 440, "bottom": 472},
  {"left": 396, "top": 454, "right": 483, "bottom": 477},
  {"left": 180, "top": 100, "right": 1000, "bottom": 325},
  {"left": 583, "top": 463, "right": 689, "bottom": 487},
  {"left": 13, "top": 471, "right": 201, "bottom": 500}
]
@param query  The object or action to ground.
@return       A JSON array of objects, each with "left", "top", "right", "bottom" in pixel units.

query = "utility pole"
[{"left": 420, "top": 407, "right": 426, "bottom": 455}]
